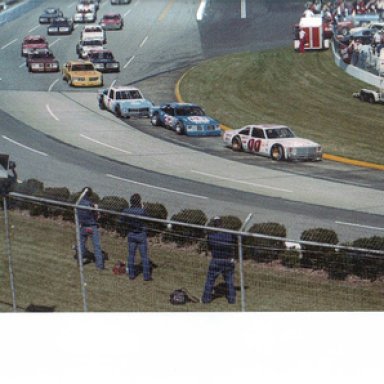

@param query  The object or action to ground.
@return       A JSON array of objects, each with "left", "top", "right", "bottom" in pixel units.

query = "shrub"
[
  {"left": 300, "top": 228, "right": 339, "bottom": 270},
  {"left": 144, "top": 202, "right": 168, "bottom": 237},
  {"left": 165, "top": 209, "right": 207, "bottom": 246},
  {"left": 98, "top": 196, "right": 129, "bottom": 231},
  {"left": 326, "top": 250, "right": 352, "bottom": 280},
  {"left": 243, "top": 222, "right": 287, "bottom": 262},
  {"left": 281, "top": 248, "right": 301, "bottom": 268},
  {"left": 349, "top": 236, "right": 384, "bottom": 281},
  {"left": 10, "top": 178, "right": 44, "bottom": 210},
  {"left": 29, "top": 187, "right": 71, "bottom": 218}
]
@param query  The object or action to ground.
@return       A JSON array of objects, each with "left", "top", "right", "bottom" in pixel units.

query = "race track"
[{"left": 1, "top": 0, "right": 384, "bottom": 242}]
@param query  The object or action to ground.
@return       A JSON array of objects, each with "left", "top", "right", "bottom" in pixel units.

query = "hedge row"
[{"left": 7, "top": 179, "right": 384, "bottom": 281}]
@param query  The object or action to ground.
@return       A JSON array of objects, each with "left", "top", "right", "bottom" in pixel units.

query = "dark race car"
[
  {"left": 87, "top": 49, "right": 120, "bottom": 72},
  {"left": 47, "top": 17, "right": 74, "bottom": 35},
  {"left": 26, "top": 48, "right": 59, "bottom": 73},
  {"left": 99, "top": 13, "right": 124, "bottom": 30},
  {"left": 39, "top": 8, "right": 63, "bottom": 24}
]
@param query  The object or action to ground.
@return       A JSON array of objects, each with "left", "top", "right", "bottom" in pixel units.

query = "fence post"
[
  {"left": 2, "top": 196, "right": 17, "bottom": 311},
  {"left": 238, "top": 213, "right": 253, "bottom": 312},
  {"left": 74, "top": 189, "right": 89, "bottom": 312}
]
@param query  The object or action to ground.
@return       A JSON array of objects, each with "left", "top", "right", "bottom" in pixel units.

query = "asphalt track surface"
[{"left": 0, "top": 0, "right": 384, "bottom": 242}]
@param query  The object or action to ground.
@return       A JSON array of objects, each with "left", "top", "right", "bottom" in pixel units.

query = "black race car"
[
  {"left": 39, "top": 8, "right": 63, "bottom": 24},
  {"left": 47, "top": 17, "right": 74, "bottom": 35},
  {"left": 87, "top": 49, "right": 120, "bottom": 72}
]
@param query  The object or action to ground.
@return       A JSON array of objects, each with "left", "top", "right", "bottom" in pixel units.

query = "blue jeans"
[
  {"left": 80, "top": 225, "right": 104, "bottom": 269},
  {"left": 202, "top": 259, "right": 236, "bottom": 304},
  {"left": 127, "top": 232, "right": 150, "bottom": 280}
]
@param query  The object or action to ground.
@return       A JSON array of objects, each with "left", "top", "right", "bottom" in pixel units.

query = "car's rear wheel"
[
  {"left": 115, "top": 105, "right": 122, "bottom": 117},
  {"left": 271, "top": 145, "right": 284, "bottom": 161},
  {"left": 175, "top": 122, "right": 185, "bottom": 135},
  {"left": 68, "top": 77, "right": 73, "bottom": 86},
  {"left": 232, "top": 136, "right": 242, "bottom": 152},
  {"left": 151, "top": 113, "right": 160, "bottom": 126},
  {"left": 368, "top": 95, "right": 375, "bottom": 103}
]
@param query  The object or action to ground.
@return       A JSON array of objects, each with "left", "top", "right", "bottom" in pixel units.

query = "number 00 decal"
[{"left": 248, "top": 139, "right": 261, "bottom": 152}]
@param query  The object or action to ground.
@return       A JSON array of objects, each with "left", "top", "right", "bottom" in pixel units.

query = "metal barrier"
[{"left": 1, "top": 192, "right": 384, "bottom": 312}]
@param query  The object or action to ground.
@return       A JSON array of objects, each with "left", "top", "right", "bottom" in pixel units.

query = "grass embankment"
[
  {"left": 179, "top": 47, "right": 383, "bottom": 165},
  {"left": 1, "top": 211, "right": 383, "bottom": 312}
]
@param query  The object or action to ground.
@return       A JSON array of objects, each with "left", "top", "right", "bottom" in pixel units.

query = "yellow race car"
[{"left": 62, "top": 60, "right": 103, "bottom": 87}]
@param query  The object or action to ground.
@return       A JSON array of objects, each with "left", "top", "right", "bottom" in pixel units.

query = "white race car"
[
  {"left": 76, "top": 38, "right": 104, "bottom": 59},
  {"left": 81, "top": 24, "right": 106, "bottom": 43},
  {"left": 76, "top": 0, "right": 98, "bottom": 13},
  {"left": 223, "top": 124, "right": 322, "bottom": 161},
  {"left": 73, "top": 9, "right": 97, "bottom": 23}
]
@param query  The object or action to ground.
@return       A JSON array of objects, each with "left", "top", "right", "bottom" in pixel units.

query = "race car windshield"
[
  {"left": 91, "top": 52, "right": 113, "bottom": 59},
  {"left": 72, "top": 64, "right": 95, "bottom": 71},
  {"left": 83, "top": 40, "right": 102, "bottom": 46},
  {"left": 175, "top": 106, "right": 204, "bottom": 116},
  {"left": 104, "top": 15, "right": 119, "bottom": 20},
  {"left": 116, "top": 90, "right": 143, "bottom": 100},
  {"left": 266, "top": 128, "right": 295, "bottom": 139},
  {"left": 31, "top": 52, "right": 53, "bottom": 59},
  {"left": 25, "top": 38, "right": 46, "bottom": 44}
]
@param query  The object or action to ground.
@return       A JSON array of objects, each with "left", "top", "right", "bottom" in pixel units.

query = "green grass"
[
  {"left": 179, "top": 48, "right": 384, "bottom": 164},
  {"left": 1, "top": 211, "right": 383, "bottom": 312}
]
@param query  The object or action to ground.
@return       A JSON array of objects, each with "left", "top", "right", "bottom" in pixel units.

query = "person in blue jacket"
[
  {"left": 77, "top": 187, "right": 104, "bottom": 270},
  {"left": 202, "top": 216, "right": 236, "bottom": 304},
  {"left": 120, "top": 193, "right": 152, "bottom": 281}
]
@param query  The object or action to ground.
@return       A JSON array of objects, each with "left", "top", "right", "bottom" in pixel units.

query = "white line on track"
[
  {"left": 100, "top": 1, "right": 107, "bottom": 8},
  {"left": 1, "top": 135, "right": 48, "bottom": 156},
  {"left": 28, "top": 25, "right": 40, "bottom": 33},
  {"left": 123, "top": 55, "right": 135, "bottom": 69},
  {"left": 1, "top": 38, "right": 18, "bottom": 50},
  {"left": 49, "top": 38, "right": 61, "bottom": 48},
  {"left": 197, "top": 0, "right": 206, "bottom": 21},
  {"left": 139, "top": 36, "right": 148, "bottom": 48},
  {"left": 241, "top": 0, "right": 247, "bottom": 18},
  {"left": 46, "top": 104, "right": 59, "bottom": 121},
  {"left": 335, "top": 221, "right": 384, "bottom": 231},
  {"left": 48, "top": 78, "right": 59, "bottom": 92},
  {"left": 106, "top": 174, "right": 209, "bottom": 199},
  {"left": 190, "top": 170, "right": 293, "bottom": 193},
  {"left": 19, "top": 62, "right": 26, "bottom": 68},
  {"left": 123, "top": 9, "right": 132, "bottom": 17},
  {"left": 80, "top": 134, "right": 132, "bottom": 154},
  {"left": 110, "top": 79, "right": 117, "bottom": 87}
]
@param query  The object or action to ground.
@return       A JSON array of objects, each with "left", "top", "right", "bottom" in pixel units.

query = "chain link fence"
[{"left": 1, "top": 190, "right": 384, "bottom": 312}]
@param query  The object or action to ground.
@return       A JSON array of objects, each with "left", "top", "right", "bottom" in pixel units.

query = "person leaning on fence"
[
  {"left": 120, "top": 193, "right": 152, "bottom": 281},
  {"left": 77, "top": 187, "right": 105, "bottom": 270},
  {"left": 202, "top": 216, "right": 236, "bottom": 304}
]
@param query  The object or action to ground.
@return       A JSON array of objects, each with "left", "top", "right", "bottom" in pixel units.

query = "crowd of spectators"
[{"left": 301, "top": 1, "right": 384, "bottom": 73}]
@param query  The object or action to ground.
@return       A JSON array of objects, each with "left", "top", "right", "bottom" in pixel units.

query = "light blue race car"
[{"left": 150, "top": 102, "right": 222, "bottom": 136}]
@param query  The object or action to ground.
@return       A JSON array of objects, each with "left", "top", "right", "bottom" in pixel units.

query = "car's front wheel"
[
  {"left": 115, "top": 105, "right": 122, "bottom": 117},
  {"left": 232, "top": 136, "right": 242, "bottom": 152},
  {"left": 151, "top": 113, "right": 160, "bottom": 126},
  {"left": 175, "top": 122, "right": 185, "bottom": 135},
  {"left": 271, "top": 145, "right": 284, "bottom": 161}
]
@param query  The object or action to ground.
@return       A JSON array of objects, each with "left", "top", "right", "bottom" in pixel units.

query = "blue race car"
[{"left": 150, "top": 102, "right": 221, "bottom": 136}]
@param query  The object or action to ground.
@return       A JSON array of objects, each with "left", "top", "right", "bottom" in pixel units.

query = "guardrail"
[{"left": 0, "top": 0, "right": 44, "bottom": 26}]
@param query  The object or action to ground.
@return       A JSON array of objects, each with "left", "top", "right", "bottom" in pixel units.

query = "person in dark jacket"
[
  {"left": 120, "top": 193, "right": 152, "bottom": 281},
  {"left": 77, "top": 187, "right": 104, "bottom": 270},
  {"left": 202, "top": 216, "right": 236, "bottom": 304}
]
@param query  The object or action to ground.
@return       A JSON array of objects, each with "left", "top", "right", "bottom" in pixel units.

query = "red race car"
[
  {"left": 21, "top": 35, "right": 48, "bottom": 57},
  {"left": 100, "top": 13, "right": 124, "bottom": 30}
]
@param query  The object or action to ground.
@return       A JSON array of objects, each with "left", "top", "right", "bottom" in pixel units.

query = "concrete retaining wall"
[{"left": 0, "top": 0, "right": 44, "bottom": 26}]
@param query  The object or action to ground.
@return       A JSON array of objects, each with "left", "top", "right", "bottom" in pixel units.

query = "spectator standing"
[
  {"left": 77, "top": 187, "right": 104, "bottom": 270},
  {"left": 202, "top": 216, "right": 236, "bottom": 304},
  {"left": 299, "top": 28, "right": 306, "bottom": 53},
  {"left": 120, "top": 193, "right": 152, "bottom": 281}
]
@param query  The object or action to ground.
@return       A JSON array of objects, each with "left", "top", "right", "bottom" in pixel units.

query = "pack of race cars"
[{"left": 20, "top": 1, "right": 323, "bottom": 160}]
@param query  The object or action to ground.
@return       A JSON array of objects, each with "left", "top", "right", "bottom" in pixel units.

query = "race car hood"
[
  {"left": 24, "top": 43, "right": 48, "bottom": 49},
  {"left": 178, "top": 116, "right": 218, "bottom": 125},
  {"left": 29, "top": 58, "right": 57, "bottom": 64},
  {"left": 273, "top": 138, "right": 319, "bottom": 147},
  {"left": 101, "top": 19, "right": 120, "bottom": 25},
  {"left": 70, "top": 70, "right": 99, "bottom": 76}
]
